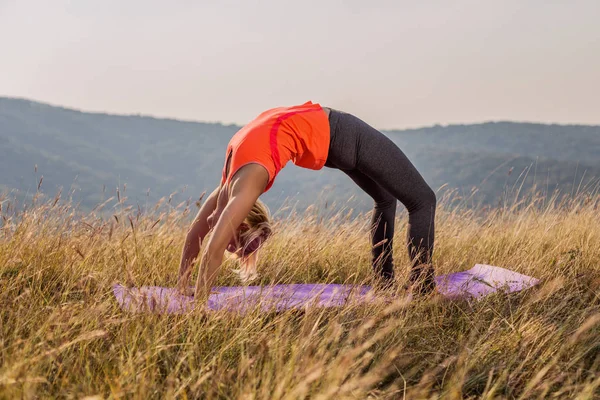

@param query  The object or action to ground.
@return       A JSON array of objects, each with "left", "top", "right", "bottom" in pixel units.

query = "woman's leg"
[
  {"left": 341, "top": 169, "right": 396, "bottom": 281},
  {"left": 326, "top": 109, "right": 437, "bottom": 292},
  {"left": 356, "top": 126, "right": 436, "bottom": 269}
]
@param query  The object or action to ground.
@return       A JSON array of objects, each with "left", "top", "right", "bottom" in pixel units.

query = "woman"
[{"left": 177, "top": 101, "right": 437, "bottom": 303}]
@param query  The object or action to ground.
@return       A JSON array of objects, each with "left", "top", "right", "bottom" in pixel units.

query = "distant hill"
[{"left": 1, "top": 97, "right": 599, "bottom": 214}]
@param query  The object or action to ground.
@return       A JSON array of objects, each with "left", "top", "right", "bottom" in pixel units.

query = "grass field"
[{"left": 1, "top": 191, "right": 599, "bottom": 399}]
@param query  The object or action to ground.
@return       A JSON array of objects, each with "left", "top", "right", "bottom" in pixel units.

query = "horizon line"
[{"left": 2, "top": 94, "right": 599, "bottom": 131}]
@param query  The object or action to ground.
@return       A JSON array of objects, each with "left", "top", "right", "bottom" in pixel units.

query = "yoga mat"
[{"left": 112, "top": 264, "right": 539, "bottom": 314}]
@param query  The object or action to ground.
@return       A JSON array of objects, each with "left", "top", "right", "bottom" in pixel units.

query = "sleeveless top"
[{"left": 221, "top": 101, "right": 330, "bottom": 192}]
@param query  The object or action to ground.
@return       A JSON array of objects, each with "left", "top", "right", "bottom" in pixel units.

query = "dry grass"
[{"left": 0, "top": 190, "right": 599, "bottom": 399}]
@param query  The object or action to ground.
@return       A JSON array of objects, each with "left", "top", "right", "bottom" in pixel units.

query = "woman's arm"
[
  {"left": 177, "top": 187, "right": 220, "bottom": 291},
  {"left": 194, "top": 164, "right": 268, "bottom": 302}
]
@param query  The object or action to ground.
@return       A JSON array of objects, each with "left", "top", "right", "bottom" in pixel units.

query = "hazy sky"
[{"left": 1, "top": 0, "right": 599, "bottom": 129}]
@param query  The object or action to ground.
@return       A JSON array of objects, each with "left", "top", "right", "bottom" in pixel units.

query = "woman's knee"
[
  {"left": 424, "top": 186, "right": 437, "bottom": 209},
  {"left": 374, "top": 193, "right": 396, "bottom": 211},
  {"left": 408, "top": 186, "right": 436, "bottom": 213}
]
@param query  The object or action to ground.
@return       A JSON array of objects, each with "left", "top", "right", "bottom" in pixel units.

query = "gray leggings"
[{"left": 324, "top": 109, "right": 436, "bottom": 282}]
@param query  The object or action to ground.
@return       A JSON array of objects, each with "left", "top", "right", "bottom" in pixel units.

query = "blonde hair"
[{"left": 231, "top": 199, "right": 272, "bottom": 282}]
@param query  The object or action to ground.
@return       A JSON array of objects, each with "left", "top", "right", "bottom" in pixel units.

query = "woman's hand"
[{"left": 177, "top": 280, "right": 195, "bottom": 297}]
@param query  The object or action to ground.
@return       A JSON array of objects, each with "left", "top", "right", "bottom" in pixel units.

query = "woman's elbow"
[{"left": 185, "top": 228, "right": 201, "bottom": 248}]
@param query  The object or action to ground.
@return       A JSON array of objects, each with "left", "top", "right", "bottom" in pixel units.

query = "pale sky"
[{"left": 1, "top": 0, "right": 599, "bottom": 129}]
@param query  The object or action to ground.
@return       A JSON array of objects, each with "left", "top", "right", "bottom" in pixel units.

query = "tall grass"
[{"left": 0, "top": 189, "right": 599, "bottom": 399}]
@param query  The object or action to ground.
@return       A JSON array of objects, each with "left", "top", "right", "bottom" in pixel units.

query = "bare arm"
[
  {"left": 194, "top": 164, "right": 268, "bottom": 303},
  {"left": 177, "top": 187, "right": 219, "bottom": 291}
]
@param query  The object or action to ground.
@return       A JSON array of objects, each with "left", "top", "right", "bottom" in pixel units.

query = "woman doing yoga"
[{"left": 177, "top": 101, "right": 437, "bottom": 302}]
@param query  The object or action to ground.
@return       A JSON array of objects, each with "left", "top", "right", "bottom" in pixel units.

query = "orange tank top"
[{"left": 221, "top": 101, "right": 330, "bottom": 192}]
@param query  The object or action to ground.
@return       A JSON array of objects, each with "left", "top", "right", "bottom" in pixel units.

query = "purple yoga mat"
[{"left": 112, "top": 264, "right": 539, "bottom": 314}]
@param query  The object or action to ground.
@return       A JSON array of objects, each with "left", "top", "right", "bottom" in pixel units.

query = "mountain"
[{"left": 1, "top": 97, "right": 599, "bottom": 214}]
